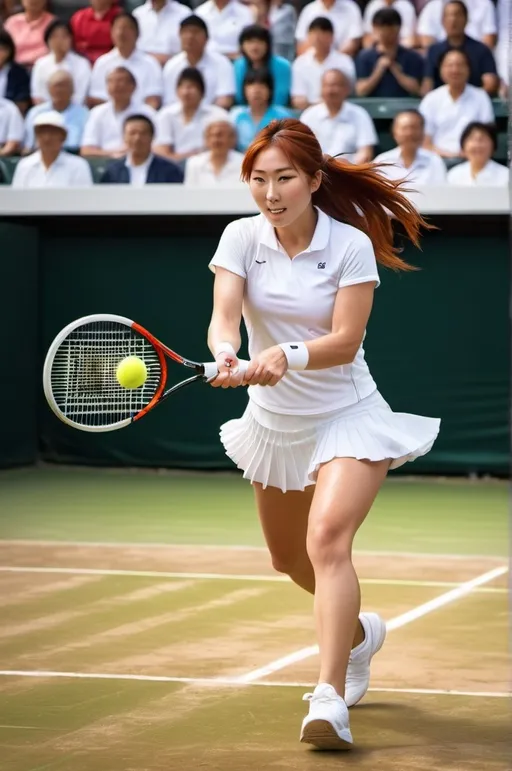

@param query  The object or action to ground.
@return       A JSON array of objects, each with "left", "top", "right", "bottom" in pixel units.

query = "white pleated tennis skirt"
[{"left": 219, "top": 390, "right": 440, "bottom": 493}]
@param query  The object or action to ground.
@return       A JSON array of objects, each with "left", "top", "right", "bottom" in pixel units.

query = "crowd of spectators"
[{"left": 0, "top": 0, "right": 508, "bottom": 188}]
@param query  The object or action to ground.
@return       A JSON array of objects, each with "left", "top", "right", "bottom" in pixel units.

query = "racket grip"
[{"left": 202, "top": 359, "right": 249, "bottom": 380}]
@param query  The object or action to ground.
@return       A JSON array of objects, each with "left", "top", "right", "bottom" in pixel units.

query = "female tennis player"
[{"left": 207, "top": 118, "right": 440, "bottom": 750}]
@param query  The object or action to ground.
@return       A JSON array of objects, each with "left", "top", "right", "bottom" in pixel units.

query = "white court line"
[
  {"left": 0, "top": 566, "right": 506, "bottom": 593},
  {"left": 0, "top": 670, "right": 508, "bottom": 699},
  {"left": 0, "top": 540, "right": 506, "bottom": 562},
  {"left": 235, "top": 565, "right": 509, "bottom": 684}
]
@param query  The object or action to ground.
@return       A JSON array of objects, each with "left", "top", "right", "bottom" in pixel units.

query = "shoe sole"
[
  {"left": 346, "top": 616, "right": 388, "bottom": 708},
  {"left": 300, "top": 720, "right": 353, "bottom": 750}
]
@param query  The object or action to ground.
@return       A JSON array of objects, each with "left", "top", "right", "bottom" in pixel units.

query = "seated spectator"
[
  {"left": 185, "top": 115, "right": 244, "bottom": 185},
  {"left": 268, "top": 0, "right": 297, "bottom": 62},
  {"left": 88, "top": 12, "right": 163, "bottom": 109},
  {"left": 230, "top": 70, "right": 291, "bottom": 151},
  {"left": 162, "top": 16, "right": 235, "bottom": 109},
  {"left": 356, "top": 8, "right": 423, "bottom": 96},
  {"left": 25, "top": 70, "right": 89, "bottom": 150},
  {"left": 3, "top": 0, "right": 55, "bottom": 68},
  {"left": 363, "top": 0, "right": 417, "bottom": 49},
  {"left": 300, "top": 69, "right": 377, "bottom": 162},
  {"left": 495, "top": 0, "right": 509, "bottom": 99},
  {"left": 81, "top": 66, "right": 159, "bottom": 157},
  {"left": 417, "top": 0, "right": 497, "bottom": 50},
  {"left": 419, "top": 49, "right": 494, "bottom": 158},
  {"left": 70, "top": 0, "right": 121, "bottom": 65},
  {"left": 422, "top": 1, "right": 498, "bottom": 95},
  {"left": 133, "top": 0, "right": 192, "bottom": 67},
  {"left": 30, "top": 20, "right": 92, "bottom": 106},
  {"left": 0, "top": 96, "right": 24, "bottom": 155},
  {"left": 291, "top": 17, "right": 355, "bottom": 110},
  {"left": 155, "top": 67, "right": 228, "bottom": 162},
  {"left": 196, "top": 0, "right": 254, "bottom": 60},
  {"left": 447, "top": 121, "right": 509, "bottom": 186},
  {"left": 295, "top": 0, "right": 363, "bottom": 57},
  {"left": 234, "top": 25, "right": 291, "bottom": 106},
  {"left": 12, "top": 110, "right": 93, "bottom": 186},
  {"left": 100, "top": 114, "right": 183, "bottom": 184},
  {"left": 0, "top": 29, "right": 31, "bottom": 114},
  {"left": 374, "top": 109, "right": 447, "bottom": 184}
]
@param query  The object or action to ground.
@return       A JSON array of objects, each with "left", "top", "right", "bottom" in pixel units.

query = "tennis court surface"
[{"left": 0, "top": 467, "right": 509, "bottom": 770}]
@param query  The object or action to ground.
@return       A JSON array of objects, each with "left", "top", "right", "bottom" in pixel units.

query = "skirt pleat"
[{"left": 220, "top": 390, "right": 440, "bottom": 493}]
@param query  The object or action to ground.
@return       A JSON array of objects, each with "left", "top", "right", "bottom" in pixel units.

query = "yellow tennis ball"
[{"left": 116, "top": 356, "right": 147, "bottom": 389}]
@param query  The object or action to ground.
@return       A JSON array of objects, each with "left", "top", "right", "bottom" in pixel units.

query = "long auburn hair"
[{"left": 241, "top": 118, "right": 431, "bottom": 271}]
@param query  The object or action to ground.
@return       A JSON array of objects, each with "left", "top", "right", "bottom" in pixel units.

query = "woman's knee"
[
  {"left": 306, "top": 515, "right": 354, "bottom": 565},
  {"left": 270, "top": 547, "right": 310, "bottom": 577}
]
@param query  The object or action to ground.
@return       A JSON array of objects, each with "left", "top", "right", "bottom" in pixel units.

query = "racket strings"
[{"left": 51, "top": 321, "right": 162, "bottom": 427}]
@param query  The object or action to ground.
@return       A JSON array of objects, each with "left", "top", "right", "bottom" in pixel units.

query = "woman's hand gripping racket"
[{"left": 42, "top": 313, "right": 248, "bottom": 432}]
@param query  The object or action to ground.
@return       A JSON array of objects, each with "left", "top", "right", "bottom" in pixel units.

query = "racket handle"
[{"left": 202, "top": 359, "right": 249, "bottom": 381}]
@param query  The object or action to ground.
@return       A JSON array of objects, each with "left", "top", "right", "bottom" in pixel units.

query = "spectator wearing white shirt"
[
  {"left": 31, "top": 20, "right": 91, "bottom": 107},
  {"left": 196, "top": 0, "right": 254, "bottom": 59},
  {"left": 12, "top": 111, "right": 93, "bottom": 187},
  {"left": 155, "top": 66, "right": 228, "bottom": 162},
  {"left": 295, "top": 0, "right": 363, "bottom": 58},
  {"left": 88, "top": 12, "right": 163, "bottom": 110},
  {"left": 133, "top": 0, "right": 192, "bottom": 67},
  {"left": 0, "top": 96, "right": 24, "bottom": 156},
  {"left": 363, "top": 0, "right": 417, "bottom": 49},
  {"left": 374, "top": 109, "right": 447, "bottom": 185},
  {"left": 25, "top": 70, "right": 89, "bottom": 151},
  {"left": 447, "top": 121, "right": 509, "bottom": 186},
  {"left": 495, "top": 0, "right": 509, "bottom": 99},
  {"left": 184, "top": 115, "right": 244, "bottom": 186},
  {"left": 419, "top": 49, "right": 495, "bottom": 158},
  {"left": 81, "top": 66, "right": 159, "bottom": 157},
  {"left": 418, "top": 0, "right": 497, "bottom": 51},
  {"left": 162, "top": 15, "right": 235, "bottom": 109},
  {"left": 291, "top": 17, "right": 356, "bottom": 110},
  {"left": 300, "top": 69, "right": 377, "bottom": 162},
  {"left": 100, "top": 113, "right": 184, "bottom": 183}
]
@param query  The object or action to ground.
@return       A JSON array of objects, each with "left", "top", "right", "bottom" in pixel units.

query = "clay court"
[{"left": 0, "top": 467, "right": 509, "bottom": 771}]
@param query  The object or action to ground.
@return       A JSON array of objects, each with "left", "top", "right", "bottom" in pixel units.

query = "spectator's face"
[
  {"left": 107, "top": 70, "right": 136, "bottom": 101},
  {"left": 463, "top": 129, "right": 494, "bottom": 163},
  {"left": 35, "top": 125, "right": 65, "bottom": 153},
  {"left": 392, "top": 113, "right": 424, "bottom": 150},
  {"left": 48, "top": 26, "right": 72, "bottom": 56},
  {"left": 177, "top": 79, "right": 203, "bottom": 110},
  {"left": 440, "top": 51, "right": 469, "bottom": 87},
  {"left": 245, "top": 81, "right": 271, "bottom": 108},
  {"left": 112, "top": 17, "right": 137, "bottom": 49},
  {"left": 443, "top": 2, "right": 467, "bottom": 36},
  {"left": 180, "top": 26, "right": 207, "bottom": 57},
  {"left": 91, "top": 0, "right": 113, "bottom": 10},
  {"left": 48, "top": 74, "right": 74, "bottom": 104},
  {"left": 321, "top": 71, "right": 349, "bottom": 105},
  {"left": 124, "top": 119, "right": 153, "bottom": 158},
  {"left": 374, "top": 23, "right": 400, "bottom": 47},
  {"left": 22, "top": 0, "right": 47, "bottom": 14},
  {"left": 308, "top": 28, "right": 333, "bottom": 54},
  {"left": 241, "top": 37, "right": 268, "bottom": 64},
  {"left": 206, "top": 121, "right": 235, "bottom": 152}
]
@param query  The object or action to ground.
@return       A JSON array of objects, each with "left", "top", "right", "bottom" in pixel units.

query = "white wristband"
[
  {"left": 214, "top": 341, "right": 236, "bottom": 357},
  {"left": 278, "top": 341, "right": 309, "bottom": 371}
]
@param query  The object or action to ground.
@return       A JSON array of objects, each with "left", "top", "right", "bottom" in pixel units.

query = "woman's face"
[
  {"left": 249, "top": 145, "right": 321, "bottom": 229},
  {"left": 242, "top": 37, "right": 268, "bottom": 63},
  {"left": 245, "top": 81, "right": 270, "bottom": 108},
  {"left": 463, "top": 129, "right": 494, "bottom": 164},
  {"left": 22, "top": 0, "right": 47, "bottom": 14},
  {"left": 49, "top": 27, "right": 72, "bottom": 55},
  {"left": 440, "top": 51, "right": 469, "bottom": 87}
]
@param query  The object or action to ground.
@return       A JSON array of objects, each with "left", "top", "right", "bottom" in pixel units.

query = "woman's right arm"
[{"left": 208, "top": 266, "right": 245, "bottom": 387}]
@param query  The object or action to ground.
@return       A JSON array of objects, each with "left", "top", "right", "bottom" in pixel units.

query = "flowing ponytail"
[{"left": 241, "top": 118, "right": 432, "bottom": 271}]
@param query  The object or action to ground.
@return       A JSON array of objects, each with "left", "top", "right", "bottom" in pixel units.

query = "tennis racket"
[{"left": 42, "top": 313, "right": 248, "bottom": 433}]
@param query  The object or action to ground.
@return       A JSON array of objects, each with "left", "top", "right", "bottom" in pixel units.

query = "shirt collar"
[
  {"left": 125, "top": 152, "right": 153, "bottom": 169},
  {"left": 259, "top": 207, "right": 331, "bottom": 253}
]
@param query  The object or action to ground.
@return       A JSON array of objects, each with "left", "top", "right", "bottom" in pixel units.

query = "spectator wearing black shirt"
[
  {"left": 422, "top": 1, "right": 498, "bottom": 96},
  {"left": 355, "top": 7, "right": 423, "bottom": 97}
]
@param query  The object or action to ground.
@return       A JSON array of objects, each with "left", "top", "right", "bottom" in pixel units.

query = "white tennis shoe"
[
  {"left": 300, "top": 683, "right": 353, "bottom": 750},
  {"left": 345, "top": 612, "right": 387, "bottom": 708}
]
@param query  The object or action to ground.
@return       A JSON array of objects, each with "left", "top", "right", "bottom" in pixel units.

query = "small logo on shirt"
[
  {"left": 317, "top": 262, "right": 326, "bottom": 269},
  {"left": 255, "top": 260, "right": 266, "bottom": 264}
]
